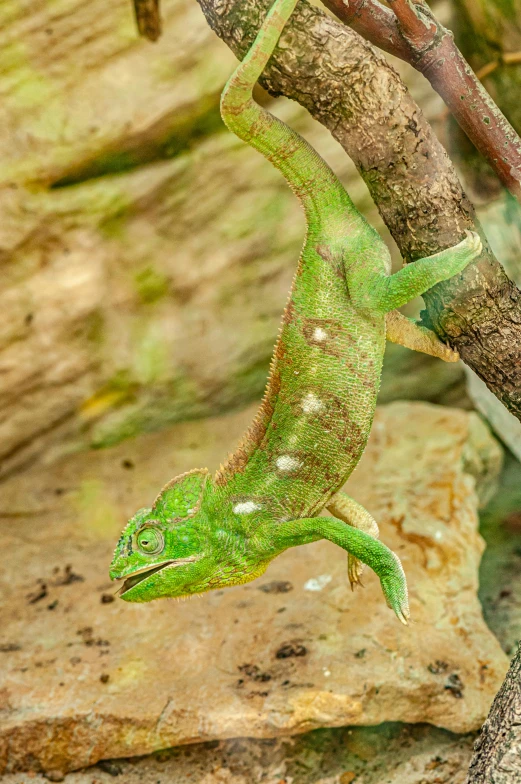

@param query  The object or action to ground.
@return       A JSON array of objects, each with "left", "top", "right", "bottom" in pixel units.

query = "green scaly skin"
[{"left": 110, "top": 0, "right": 483, "bottom": 623}]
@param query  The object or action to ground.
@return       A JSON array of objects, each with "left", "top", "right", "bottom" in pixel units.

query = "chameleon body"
[{"left": 110, "top": 0, "right": 482, "bottom": 623}]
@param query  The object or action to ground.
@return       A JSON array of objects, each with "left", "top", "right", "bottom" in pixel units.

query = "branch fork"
[{"left": 323, "top": 0, "right": 521, "bottom": 200}]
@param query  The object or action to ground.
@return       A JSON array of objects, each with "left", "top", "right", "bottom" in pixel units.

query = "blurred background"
[{"left": 3, "top": 0, "right": 521, "bottom": 782}]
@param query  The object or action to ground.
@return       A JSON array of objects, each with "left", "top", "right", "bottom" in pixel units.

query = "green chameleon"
[{"left": 110, "top": 0, "right": 482, "bottom": 623}]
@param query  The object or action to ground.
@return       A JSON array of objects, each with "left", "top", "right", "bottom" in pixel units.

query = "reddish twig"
[
  {"left": 388, "top": 0, "right": 436, "bottom": 48},
  {"left": 322, "top": 0, "right": 521, "bottom": 200}
]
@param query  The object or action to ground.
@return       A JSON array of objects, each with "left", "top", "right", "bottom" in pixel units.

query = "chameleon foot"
[
  {"left": 326, "top": 492, "right": 379, "bottom": 590},
  {"left": 386, "top": 310, "right": 460, "bottom": 363},
  {"left": 380, "top": 552, "right": 410, "bottom": 625},
  {"left": 463, "top": 229, "right": 483, "bottom": 257},
  {"left": 348, "top": 555, "right": 364, "bottom": 588},
  {"left": 423, "top": 229, "right": 483, "bottom": 279}
]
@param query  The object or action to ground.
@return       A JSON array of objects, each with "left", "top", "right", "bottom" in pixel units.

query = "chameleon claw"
[
  {"left": 397, "top": 609, "right": 410, "bottom": 626},
  {"left": 463, "top": 229, "right": 483, "bottom": 257},
  {"left": 444, "top": 340, "right": 460, "bottom": 363},
  {"left": 384, "top": 592, "right": 410, "bottom": 625},
  {"left": 380, "top": 551, "right": 410, "bottom": 624},
  {"left": 348, "top": 555, "right": 365, "bottom": 589}
]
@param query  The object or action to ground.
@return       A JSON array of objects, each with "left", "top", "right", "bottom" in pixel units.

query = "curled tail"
[{"left": 220, "top": 0, "right": 353, "bottom": 233}]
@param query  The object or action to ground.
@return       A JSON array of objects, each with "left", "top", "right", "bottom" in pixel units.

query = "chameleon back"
[{"left": 212, "top": 228, "right": 390, "bottom": 523}]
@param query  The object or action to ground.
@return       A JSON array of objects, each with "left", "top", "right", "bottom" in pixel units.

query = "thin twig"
[
  {"left": 133, "top": 0, "right": 162, "bottom": 41},
  {"left": 387, "top": 0, "right": 436, "bottom": 48},
  {"left": 476, "top": 52, "right": 521, "bottom": 81}
]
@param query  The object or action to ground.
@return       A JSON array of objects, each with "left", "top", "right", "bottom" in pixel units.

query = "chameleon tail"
[{"left": 220, "top": 0, "right": 353, "bottom": 232}]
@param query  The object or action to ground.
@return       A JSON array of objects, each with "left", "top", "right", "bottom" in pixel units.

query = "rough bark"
[
  {"left": 196, "top": 0, "right": 521, "bottom": 419},
  {"left": 466, "top": 645, "right": 521, "bottom": 783}
]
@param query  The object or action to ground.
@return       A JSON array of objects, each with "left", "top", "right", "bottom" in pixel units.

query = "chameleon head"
[{"left": 109, "top": 468, "right": 217, "bottom": 602}]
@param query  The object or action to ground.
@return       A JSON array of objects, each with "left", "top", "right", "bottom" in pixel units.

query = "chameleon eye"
[{"left": 136, "top": 527, "right": 164, "bottom": 555}]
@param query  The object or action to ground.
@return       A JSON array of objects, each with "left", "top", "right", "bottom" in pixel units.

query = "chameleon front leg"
[
  {"left": 386, "top": 310, "right": 459, "bottom": 362},
  {"left": 326, "top": 492, "right": 379, "bottom": 587},
  {"left": 265, "top": 517, "right": 409, "bottom": 623}
]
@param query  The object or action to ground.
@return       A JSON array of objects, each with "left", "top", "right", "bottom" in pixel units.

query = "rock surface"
[
  {"left": 0, "top": 401, "right": 507, "bottom": 776},
  {"left": 1, "top": 724, "right": 475, "bottom": 784}
]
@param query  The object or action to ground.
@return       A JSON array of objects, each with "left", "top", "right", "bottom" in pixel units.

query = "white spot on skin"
[
  {"left": 276, "top": 455, "right": 302, "bottom": 472},
  {"left": 301, "top": 392, "right": 324, "bottom": 414},
  {"left": 313, "top": 327, "right": 328, "bottom": 342},
  {"left": 304, "top": 574, "right": 332, "bottom": 592},
  {"left": 233, "top": 501, "right": 262, "bottom": 514}
]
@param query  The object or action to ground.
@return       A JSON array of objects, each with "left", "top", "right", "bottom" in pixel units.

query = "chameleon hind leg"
[
  {"left": 267, "top": 517, "right": 409, "bottom": 624},
  {"left": 349, "top": 231, "right": 483, "bottom": 313},
  {"left": 386, "top": 310, "right": 460, "bottom": 362},
  {"left": 326, "top": 492, "right": 379, "bottom": 587}
]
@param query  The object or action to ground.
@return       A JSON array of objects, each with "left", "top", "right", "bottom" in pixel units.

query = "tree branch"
[
  {"left": 388, "top": 0, "right": 436, "bottom": 49},
  {"left": 466, "top": 645, "right": 521, "bottom": 783},
  {"left": 196, "top": 0, "right": 521, "bottom": 420},
  {"left": 322, "top": 0, "right": 521, "bottom": 200},
  {"left": 321, "top": 0, "right": 412, "bottom": 60}
]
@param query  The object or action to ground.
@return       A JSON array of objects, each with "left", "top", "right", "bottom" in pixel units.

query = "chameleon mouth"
[
  {"left": 119, "top": 556, "right": 200, "bottom": 595},
  {"left": 120, "top": 561, "right": 173, "bottom": 594}
]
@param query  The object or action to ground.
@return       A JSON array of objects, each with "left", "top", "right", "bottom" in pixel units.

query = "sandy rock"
[
  {"left": 0, "top": 126, "right": 298, "bottom": 476},
  {"left": 0, "top": 401, "right": 507, "bottom": 775},
  {"left": 0, "top": 725, "right": 475, "bottom": 784},
  {"left": 1, "top": 0, "right": 236, "bottom": 186}
]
